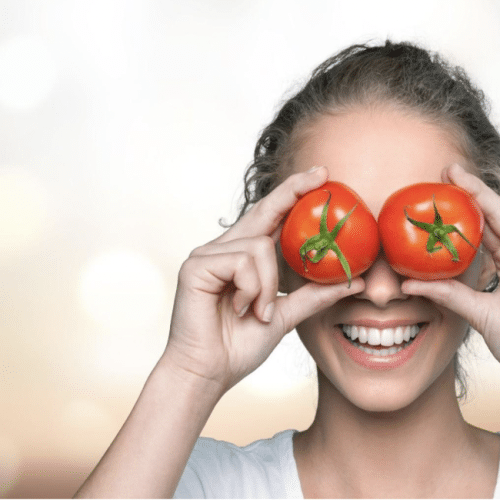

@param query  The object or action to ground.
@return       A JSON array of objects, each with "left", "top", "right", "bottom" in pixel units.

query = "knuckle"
[
  {"left": 236, "top": 252, "right": 261, "bottom": 289},
  {"left": 253, "top": 196, "right": 272, "bottom": 217},
  {"left": 249, "top": 281, "right": 262, "bottom": 297},
  {"left": 308, "top": 283, "right": 347, "bottom": 312},
  {"left": 188, "top": 248, "right": 200, "bottom": 259},
  {"left": 310, "top": 285, "right": 330, "bottom": 310},
  {"left": 235, "top": 251, "right": 255, "bottom": 273},
  {"left": 178, "top": 257, "right": 197, "bottom": 283},
  {"left": 437, "top": 281, "right": 456, "bottom": 302},
  {"left": 254, "top": 235, "right": 277, "bottom": 257},
  {"left": 242, "top": 280, "right": 261, "bottom": 299},
  {"left": 188, "top": 245, "right": 204, "bottom": 258},
  {"left": 189, "top": 243, "right": 212, "bottom": 258},
  {"left": 284, "top": 169, "right": 303, "bottom": 186},
  {"left": 286, "top": 169, "right": 308, "bottom": 192},
  {"left": 255, "top": 197, "right": 282, "bottom": 227},
  {"left": 253, "top": 236, "right": 279, "bottom": 283},
  {"left": 476, "top": 304, "right": 491, "bottom": 334},
  {"left": 273, "top": 306, "right": 290, "bottom": 333}
]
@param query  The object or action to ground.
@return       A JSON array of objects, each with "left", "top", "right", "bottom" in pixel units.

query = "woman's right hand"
[{"left": 163, "top": 166, "right": 365, "bottom": 393}]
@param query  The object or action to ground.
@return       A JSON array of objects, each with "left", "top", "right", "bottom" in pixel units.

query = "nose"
[{"left": 355, "top": 251, "right": 409, "bottom": 307}]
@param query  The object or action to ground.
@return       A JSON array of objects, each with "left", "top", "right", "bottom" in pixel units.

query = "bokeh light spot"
[
  {"left": 79, "top": 249, "right": 167, "bottom": 331},
  {"left": 0, "top": 35, "right": 57, "bottom": 110},
  {"left": 0, "top": 168, "right": 48, "bottom": 260},
  {"left": 86, "top": 329, "right": 164, "bottom": 385}
]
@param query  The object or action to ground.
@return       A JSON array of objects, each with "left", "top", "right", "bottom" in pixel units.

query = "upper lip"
[{"left": 339, "top": 319, "right": 428, "bottom": 329}]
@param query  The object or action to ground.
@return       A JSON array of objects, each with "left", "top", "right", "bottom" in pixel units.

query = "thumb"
[
  {"left": 401, "top": 278, "right": 496, "bottom": 339},
  {"left": 274, "top": 278, "right": 365, "bottom": 334}
]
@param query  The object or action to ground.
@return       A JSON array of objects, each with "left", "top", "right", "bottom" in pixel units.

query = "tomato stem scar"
[
  {"left": 299, "top": 192, "right": 356, "bottom": 287},
  {"left": 404, "top": 194, "right": 477, "bottom": 262}
]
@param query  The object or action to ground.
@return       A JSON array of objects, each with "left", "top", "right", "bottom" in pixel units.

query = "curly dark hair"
[{"left": 237, "top": 39, "right": 500, "bottom": 400}]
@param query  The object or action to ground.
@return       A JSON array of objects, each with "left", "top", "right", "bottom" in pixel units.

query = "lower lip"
[{"left": 335, "top": 324, "right": 428, "bottom": 371}]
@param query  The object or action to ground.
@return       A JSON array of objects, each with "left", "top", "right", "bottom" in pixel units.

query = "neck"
[{"left": 297, "top": 364, "right": 473, "bottom": 497}]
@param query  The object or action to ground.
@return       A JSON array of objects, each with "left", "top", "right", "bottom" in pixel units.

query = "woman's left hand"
[{"left": 401, "top": 163, "right": 500, "bottom": 361}]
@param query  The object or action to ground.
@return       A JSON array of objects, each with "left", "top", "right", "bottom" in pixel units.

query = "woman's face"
[{"left": 282, "top": 104, "right": 487, "bottom": 412}]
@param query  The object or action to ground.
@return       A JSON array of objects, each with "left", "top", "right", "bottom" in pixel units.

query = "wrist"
[{"left": 155, "top": 350, "right": 227, "bottom": 403}]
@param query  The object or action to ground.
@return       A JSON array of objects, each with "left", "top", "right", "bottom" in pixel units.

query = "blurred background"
[{"left": 1, "top": 0, "right": 500, "bottom": 497}]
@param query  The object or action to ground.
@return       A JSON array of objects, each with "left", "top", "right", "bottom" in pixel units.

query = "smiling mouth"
[{"left": 340, "top": 323, "right": 427, "bottom": 357}]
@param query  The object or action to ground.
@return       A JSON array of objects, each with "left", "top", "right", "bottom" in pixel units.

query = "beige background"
[{"left": 1, "top": 0, "right": 500, "bottom": 497}]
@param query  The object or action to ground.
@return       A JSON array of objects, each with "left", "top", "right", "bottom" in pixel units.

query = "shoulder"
[{"left": 174, "top": 429, "right": 300, "bottom": 499}]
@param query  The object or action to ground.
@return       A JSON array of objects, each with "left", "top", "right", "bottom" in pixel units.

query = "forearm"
[{"left": 74, "top": 357, "right": 224, "bottom": 498}]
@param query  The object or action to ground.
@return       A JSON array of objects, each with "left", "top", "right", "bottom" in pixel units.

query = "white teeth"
[
  {"left": 356, "top": 344, "right": 405, "bottom": 356},
  {"left": 348, "top": 325, "right": 359, "bottom": 341},
  {"left": 342, "top": 324, "right": 422, "bottom": 348},
  {"left": 403, "top": 327, "right": 411, "bottom": 342},
  {"left": 380, "top": 328, "right": 393, "bottom": 347},
  {"left": 358, "top": 326, "right": 368, "bottom": 343},
  {"left": 367, "top": 328, "right": 380, "bottom": 346},
  {"left": 394, "top": 326, "right": 404, "bottom": 344}
]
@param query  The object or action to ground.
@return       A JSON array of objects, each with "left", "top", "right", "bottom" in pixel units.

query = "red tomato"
[
  {"left": 280, "top": 181, "right": 380, "bottom": 285},
  {"left": 378, "top": 183, "right": 484, "bottom": 280}
]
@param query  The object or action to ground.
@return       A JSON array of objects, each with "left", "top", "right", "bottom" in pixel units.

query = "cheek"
[
  {"left": 295, "top": 316, "right": 329, "bottom": 371},
  {"left": 442, "top": 312, "right": 470, "bottom": 347},
  {"left": 295, "top": 304, "right": 344, "bottom": 367},
  {"left": 456, "top": 248, "right": 482, "bottom": 289},
  {"left": 433, "top": 301, "right": 471, "bottom": 365}
]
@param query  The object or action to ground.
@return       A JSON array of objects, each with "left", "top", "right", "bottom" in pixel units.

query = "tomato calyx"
[
  {"left": 404, "top": 194, "right": 477, "bottom": 262},
  {"left": 299, "top": 192, "right": 357, "bottom": 287}
]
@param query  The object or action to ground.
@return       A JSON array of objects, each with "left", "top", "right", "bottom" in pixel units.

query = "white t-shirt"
[{"left": 174, "top": 429, "right": 500, "bottom": 499}]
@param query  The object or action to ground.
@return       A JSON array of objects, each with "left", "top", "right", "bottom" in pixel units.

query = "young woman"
[{"left": 75, "top": 41, "right": 500, "bottom": 498}]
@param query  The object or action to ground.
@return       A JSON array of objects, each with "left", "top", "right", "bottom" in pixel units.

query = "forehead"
[{"left": 291, "top": 106, "right": 470, "bottom": 217}]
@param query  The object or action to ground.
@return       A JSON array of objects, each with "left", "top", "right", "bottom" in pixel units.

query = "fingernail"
[
  {"left": 263, "top": 302, "right": 275, "bottom": 323},
  {"left": 238, "top": 304, "right": 249, "bottom": 318},
  {"left": 307, "top": 165, "right": 323, "bottom": 173}
]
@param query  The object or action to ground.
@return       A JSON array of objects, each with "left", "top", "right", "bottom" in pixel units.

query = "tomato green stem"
[
  {"left": 404, "top": 194, "right": 477, "bottom": 262},
  {"left": 299, "top": 192, "right": 357, "bottom": 287}
]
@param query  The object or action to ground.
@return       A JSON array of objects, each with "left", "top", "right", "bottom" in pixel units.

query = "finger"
[
  {"left": 273, "top": 278, "right": 365, "bottom": 334},
  {"left": 183, "top": 252, "right": 262, "bottom": 318},
  {"left": 401, "top": 278, "right": 496, "bottom": 336},
  {"left": 444, "top": 163, "right": 500, "bottom": 238},
  {"left": 219, "top": 166, "right": 328, "bottom": 243},
  {"left": 190, "top": 236, "right": 279, "bottom": 322},
  {"left": 482, "top": 224, "right": 500, "bottom": 267}
]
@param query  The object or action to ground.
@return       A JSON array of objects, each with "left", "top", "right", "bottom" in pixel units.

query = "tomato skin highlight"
[
  {"left": 280, "top": 181, "right": 380, "bottom": 284},
  {"left": 378, "top": 183, "right": 484, "bottom": 280}
]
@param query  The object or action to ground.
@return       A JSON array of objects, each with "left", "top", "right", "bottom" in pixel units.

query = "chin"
[
  {"left": 317, "top": 357, "right": 456, "bottom": 416},
  {"left": 345, "top": 384, "right": 424, "bottom": 413}
]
